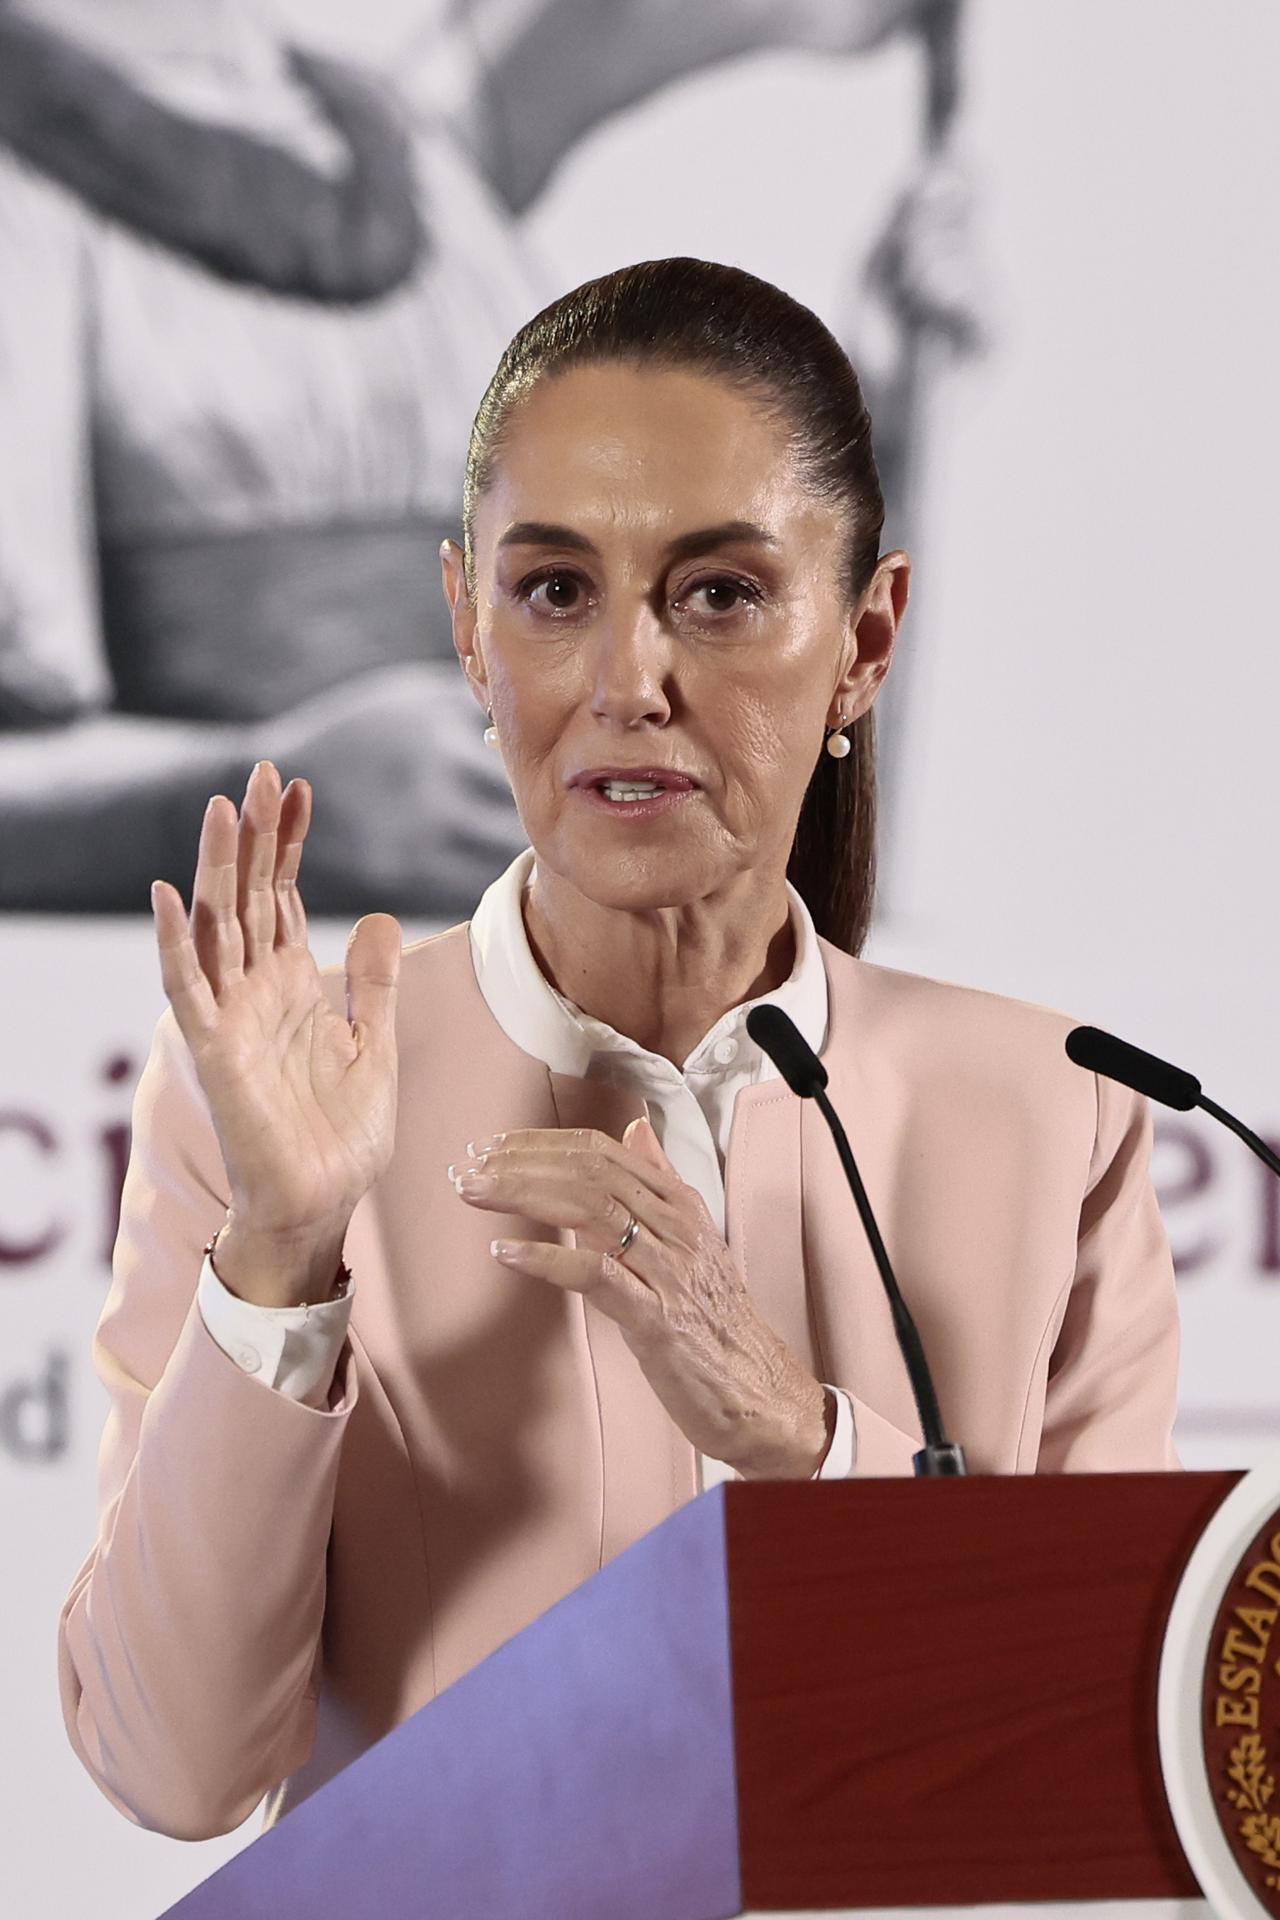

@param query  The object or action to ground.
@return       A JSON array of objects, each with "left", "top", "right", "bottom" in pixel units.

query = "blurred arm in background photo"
[
  {"left": 417, "top": 0, "right": 951, "bottom": 216},
  {"left": 408, "top": 0, "right": 987, "bottom": 492}
]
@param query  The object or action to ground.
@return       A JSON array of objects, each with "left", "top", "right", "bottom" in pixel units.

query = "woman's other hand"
[
  {"left": 449, "top": 1117, "right": 830, "bottom": 1478},
  {"left": 150, "top": 760, "right": 401, "bottom": 1305}
]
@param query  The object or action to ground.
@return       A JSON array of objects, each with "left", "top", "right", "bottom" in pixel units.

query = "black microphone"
[
  {"left": 1065, "top": 1025, "right": 1280, "bottom": 1178},
  {"left": 746, "top": 1003, "right": 967, "bottom": 1478}
]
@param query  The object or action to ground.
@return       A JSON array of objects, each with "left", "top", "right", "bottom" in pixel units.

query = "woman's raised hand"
[{"left": 150, "top": 761, "right": 401, "bottom": 1305}]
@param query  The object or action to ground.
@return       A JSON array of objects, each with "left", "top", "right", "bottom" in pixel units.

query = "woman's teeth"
[{"left": 600, "top": 782, "right": 664, "bottom": 801}]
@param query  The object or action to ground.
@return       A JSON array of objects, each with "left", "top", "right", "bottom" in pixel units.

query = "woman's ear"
[
  {"left": 439, "top": 537, "right": 470, "bottom": 621},
  {"left": 835, "top": 548, "right": 912, "bottom": 723},
  {"left": 439, "top": 539, "right": 485, "bottom": 704}
]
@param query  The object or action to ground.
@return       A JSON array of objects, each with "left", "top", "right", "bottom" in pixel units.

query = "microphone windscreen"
[
  {"left": 746, "top": 1004, "right": 828, "bottom": 1096},
  {"left": 1065, "top": 1025, "right": 1201, "bottom": 1111}
]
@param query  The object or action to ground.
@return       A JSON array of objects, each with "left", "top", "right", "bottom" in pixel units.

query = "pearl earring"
[
  {"left": 825, "top": 713, "right": 852, "bottom": 759},
  {"left": 483, "top": 705, "right": 498, "bottom": 747}
]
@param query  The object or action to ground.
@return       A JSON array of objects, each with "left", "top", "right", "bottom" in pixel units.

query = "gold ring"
[{"left": 613, "top": 1210, "right": 640, "bottom": 1257}]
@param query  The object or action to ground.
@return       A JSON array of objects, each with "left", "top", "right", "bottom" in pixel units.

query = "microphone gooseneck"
[
  {"left": 746, "top": 1004, "right": 967, "bottom": 1479},
  {"left": 1065, "top": 1025, "right": 1280, "bottom": 1179}
]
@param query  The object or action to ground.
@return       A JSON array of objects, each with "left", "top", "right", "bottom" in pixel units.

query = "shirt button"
[
  {"left": 235, "top": 1345, "right": 262, "bottom": 1375},
  {"left": 713, "top": 1037, "right": 739, "bottom": 1065}
]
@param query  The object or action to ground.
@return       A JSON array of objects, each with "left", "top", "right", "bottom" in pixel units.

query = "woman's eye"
[
  {"left": 680, "top": 576, "right": 761, "bottom": 616},
  {"left": 519, "top": 570, "right": 586, "bottom": 614}
]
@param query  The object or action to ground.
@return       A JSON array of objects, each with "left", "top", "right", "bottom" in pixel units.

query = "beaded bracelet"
[{"left": 203, "top": 1217, "right": 352, "bottom": 1312}]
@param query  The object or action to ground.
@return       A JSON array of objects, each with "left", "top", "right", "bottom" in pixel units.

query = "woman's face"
[{"left": 444, "top": 361, "right": 908, "bottom": 912}]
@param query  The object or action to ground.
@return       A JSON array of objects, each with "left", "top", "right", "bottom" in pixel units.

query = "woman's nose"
[{"left": 587, "top": 602, "right": 673, "bottom": 725}]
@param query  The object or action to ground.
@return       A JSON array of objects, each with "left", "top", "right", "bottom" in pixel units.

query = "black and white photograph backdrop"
[{"left": 2, "top": 2, "right": 1276, "bottom": 1912}]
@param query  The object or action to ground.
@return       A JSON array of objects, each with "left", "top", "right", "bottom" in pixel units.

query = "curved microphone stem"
[
  {"left": 814, "top": 1088, "right": 967, "bottom": 1478},
  {"left": 1198, "top": 1095, "right": 1280, "bottom": 1179}
]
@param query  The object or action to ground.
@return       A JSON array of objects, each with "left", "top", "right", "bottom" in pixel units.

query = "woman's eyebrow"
[
  {"left": 496, "top": 519, "right": 779, "bottom": 561},
  {"left": 497, "top": 521, "right": 597, "bottom": 555},
  {"left": 664, "top": 521, "right": 780, "bottom": 565}
]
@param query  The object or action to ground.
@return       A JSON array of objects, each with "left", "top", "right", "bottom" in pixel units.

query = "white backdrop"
[{"left": 3, "top": 3, "right": 1278, "bottom": 1913}]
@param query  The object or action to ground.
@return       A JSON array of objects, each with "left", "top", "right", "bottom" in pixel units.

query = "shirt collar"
[{"left": 467, "top": 846, "right": 829, "bottom": 1082}]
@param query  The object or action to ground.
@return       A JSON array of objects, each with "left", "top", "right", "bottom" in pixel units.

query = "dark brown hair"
[{"left": 463, "top": 256, "right": 886, "bottom": 957}]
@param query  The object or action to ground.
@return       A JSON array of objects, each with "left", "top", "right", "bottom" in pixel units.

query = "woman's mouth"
[{"left": 575, "top": 780, "right": 698, "bottom": 819}]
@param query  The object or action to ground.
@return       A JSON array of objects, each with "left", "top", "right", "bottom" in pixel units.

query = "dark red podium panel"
[{"left": 727, "top": 1472, "right": 1238, "bottom": 1910}]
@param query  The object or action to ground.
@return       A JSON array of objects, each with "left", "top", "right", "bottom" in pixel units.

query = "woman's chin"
[
  {"left": 567, "top": 853, "right": 723, "bottom": 914},
  {"left": 531, "top": 809, "right": 733, "bottom": 908}
]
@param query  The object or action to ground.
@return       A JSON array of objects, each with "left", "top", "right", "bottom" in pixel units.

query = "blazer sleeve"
[
  {"left": 1036, "top": 1071, "right": 1181, "bottom": 1472},
  {"left": 56, "top": 1007, "right": 360, "bottom": 1841}
]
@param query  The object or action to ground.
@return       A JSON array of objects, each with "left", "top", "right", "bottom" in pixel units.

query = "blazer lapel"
[{"left": 724, "top": 1078, "right": 820, "bottom": 1378}]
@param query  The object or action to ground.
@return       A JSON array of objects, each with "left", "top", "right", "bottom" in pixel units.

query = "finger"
[
  {"left": 190, "top": 794, "right": 245, "bottom": 998},
  {"left": 345, "top": 912, "right": 402, "bottom": 1053},
  {"left": 151, "top": 878, "right": 219, "bottom": 1044},
  {"left": 466, "top": 1127, "right": 682, "bottom": 1204},
  {"left": 273, "top": 776, "right": 312, "bottom": 950},
  {"left": 489, "top": 1237, "right": 657, "bottom": 1332},
  {"left": 453, "top": 1153, "right": 672, "bottom": 1277},
  {"left": 236, "top": 761, "right": 281, "bottom": 968}
]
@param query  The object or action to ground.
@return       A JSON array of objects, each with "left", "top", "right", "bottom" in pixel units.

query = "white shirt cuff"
[
  {"left": 196, "top": 1252, "right": 354, "bottom": 1409},
  {"left": 812, "top": 1384, "right": 857, "bottom": 1479}
]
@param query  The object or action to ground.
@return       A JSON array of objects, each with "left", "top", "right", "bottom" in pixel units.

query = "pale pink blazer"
[{"left": 57, "top": 924, "right": 1180, "bottom": 1841}]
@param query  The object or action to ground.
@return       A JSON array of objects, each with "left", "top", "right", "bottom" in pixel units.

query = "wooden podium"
[{"left": 162, "top": 1473, "right": 1239, "bottom": 1918}]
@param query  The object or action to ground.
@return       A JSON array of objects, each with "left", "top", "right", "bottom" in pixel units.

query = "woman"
[{"left": 57, "top": 258, "right": 1180, "bottom": 1843}]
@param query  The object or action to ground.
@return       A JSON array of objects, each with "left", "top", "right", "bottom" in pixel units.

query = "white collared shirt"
[{"left": 197, "top": 846, "right": 856, "bottom": 1479}]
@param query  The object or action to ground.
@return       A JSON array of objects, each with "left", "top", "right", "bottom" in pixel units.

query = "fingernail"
[
  {"left": 455, "top": 1170, "right": 494, "bottom": 1195},
  {"left": 491, "top": 1240, "right": 518, "bottom": 1260},
  {"left": 149, "top": 881, "right": 159, "bottom": 911},
  {"left": 466, "top": 1137, "right": 498, "bottom": 1156}
]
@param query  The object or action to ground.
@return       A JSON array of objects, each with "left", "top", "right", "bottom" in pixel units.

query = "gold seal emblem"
[
  {"left": 1161, "top": 1457, "right": 1280, "bottom": 1920},
  {"left": 1204, "top": 1515, "right": 1280, "bottom": 1908}
]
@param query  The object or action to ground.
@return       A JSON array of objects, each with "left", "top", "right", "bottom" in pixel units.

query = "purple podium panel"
[{"left": 161, "top": 1487, "right": 742, "bottom": 1920}]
